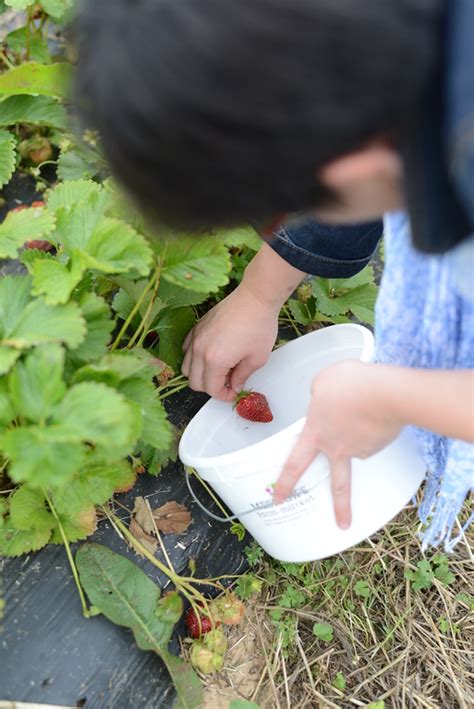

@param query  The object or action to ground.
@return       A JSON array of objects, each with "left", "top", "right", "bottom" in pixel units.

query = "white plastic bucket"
[{"left": 179, "top": 324, "right": 426, "bottom": 561}]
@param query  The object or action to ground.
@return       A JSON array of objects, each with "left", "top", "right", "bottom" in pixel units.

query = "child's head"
[{"left": 75, "top": 0, "right": 440, "bottom": 230}]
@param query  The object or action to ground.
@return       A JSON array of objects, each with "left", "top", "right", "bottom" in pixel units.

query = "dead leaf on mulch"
[
  {"left": 129, "top": 517, "right": 158, "bottom": 556},
  {"left": 128, "top": 496, "right": 192, "bottom": 556},
  {"left": 153, "top": 500, "right": 192, "bottom": 534}
]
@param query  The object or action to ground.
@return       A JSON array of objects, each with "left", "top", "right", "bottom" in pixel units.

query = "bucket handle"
[
  {"left": 184, "top": 469, "right": 323, "bottom": 523},
  {"left": 185, "top": 469, "right": 246, "bottom": 522}
]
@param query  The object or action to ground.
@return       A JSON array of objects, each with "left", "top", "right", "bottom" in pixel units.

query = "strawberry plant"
[{"left": 288, "top": 264, "right": 378, "bottom": 329}]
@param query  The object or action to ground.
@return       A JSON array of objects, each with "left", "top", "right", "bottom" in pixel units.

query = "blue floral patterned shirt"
[{"left": 375, "top": 212, "right": 474, "bottom": 551}]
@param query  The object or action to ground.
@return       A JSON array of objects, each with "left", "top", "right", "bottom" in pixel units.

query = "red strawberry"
[
  {"left": 24, "top": 240, "right": 53, "bottom": 252},
  {"left": 234, "top": 390, "right": 273, "bottom": 423},
  {"left": 185, "top": 606, "right": 217, "bottom": 639},
  {"left": 11, "top": 201, "right": 44, "bottom": 213}
]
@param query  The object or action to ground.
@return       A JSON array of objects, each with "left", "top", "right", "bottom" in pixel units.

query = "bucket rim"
[
  {"left": 179, "top": 414, "right": 307, "bottom": 474},
  {"left": 178, "top": 324, "right": 374, "bottom": 475}
]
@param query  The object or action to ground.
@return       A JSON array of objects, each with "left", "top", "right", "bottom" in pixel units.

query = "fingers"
[
  {"left": 183, "top": 330, "right": 193, "bottom": 352},
  {"left": 203, "top": 365, "right": 236, "bottom": 401},
  {"left": 273, "top": 422, "right": 321, "bottom": 504},
  {"left": 330, "top": 456, "right": 352, "bottom": 529},
  {"left": 229, "top": 358, "right": 262, "bottom": 393},
  {"left": 181, "top": 329, "right": 234, "bottom": 401}
]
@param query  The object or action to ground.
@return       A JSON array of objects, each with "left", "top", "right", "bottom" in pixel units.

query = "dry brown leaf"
[
  {"left": 150, "top": 357, "right": 175, "bottom": 387},
  {"left": 129, "top": 517, "right": 158, "bottom": 556},
  {"left": 129, "top": 497, "right": 192, "bottom": 555},
  {"left": 132, "top": 496, "right": 156, "bottom": 535},
  {"left": 152, "top": 500, "right": 192, "bottom": 534}
]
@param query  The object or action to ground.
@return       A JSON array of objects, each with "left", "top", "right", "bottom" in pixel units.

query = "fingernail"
[
  {"left": 339, "top": 520, "right": 350, "bottom": 530},
  {"left": 273, "top": 494, "right": 284, "bottom": 505}
]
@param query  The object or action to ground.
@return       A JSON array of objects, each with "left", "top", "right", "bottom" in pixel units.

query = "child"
[{"left": 75, "top": 0, "right": 474, "bottom": 549}]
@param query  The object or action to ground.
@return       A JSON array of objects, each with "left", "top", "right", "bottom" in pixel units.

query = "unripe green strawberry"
[
  {"left": 203, "top": 627, "right": 227, "bottom": 655},
  {"left": 211, "top": 593, "right": 245, "bottom": 625},
  {"left": 190, "top": 644, "right": 224, "bottom": 674}
]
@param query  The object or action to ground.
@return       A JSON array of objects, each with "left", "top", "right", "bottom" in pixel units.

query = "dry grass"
[{"left": 204, "top": 501, "right": 473, "bottom": 708}]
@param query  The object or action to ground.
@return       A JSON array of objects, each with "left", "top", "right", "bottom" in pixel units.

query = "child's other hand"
[
  {"left": 182, "top": 283, "right": 280, "bottom": 401},
  {"left": 273, "top": 360, "right": 403, "bottom": 529}
]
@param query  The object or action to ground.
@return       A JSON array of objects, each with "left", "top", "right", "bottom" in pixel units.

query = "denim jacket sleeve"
[{"left": 268, "top": 218, "right": 383, "bottom": 278}]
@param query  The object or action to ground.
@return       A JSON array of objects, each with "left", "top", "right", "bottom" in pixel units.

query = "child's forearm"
[
  {"left": 382, "top": 366, "right": 474, "bottom": 442},
  {"left": 242, "top": 242, "right": 307, "bottom": 308}
]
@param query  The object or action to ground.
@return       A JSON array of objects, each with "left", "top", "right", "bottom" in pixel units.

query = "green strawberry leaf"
[
  {"left": 0, "top": 62, "right": 72, "bottom": 100},
  {"left": 156, "top": 306, "right": 195, "bottom": 371},
  {"left": 4, "top": 0, "right": 34, "bottom": 9},
  {"left": 0, "top": 128, "right": 16, "bottom": 189},
  {"left": 52, "top": 459, "right": 135, "bottom": 515},
  {"left": 0, "top": 277, "right": 86, "bottom": 372},
  {"left": 82, "top": 218, "right": 153, "bottom": 278},
  {"left": 157, "top": 237, "right": 230, "bottom": 293},
  {"left": 0, "top": 520, "right": 51, "bottom": 557},
  {"left": 0, "top": 347, "right": 21, "bottom": 376},
  {"left": 326, "top": 265, "right": 375, "bottom": 291},
  {"left": 217, "top": 226, "right": 262, "bottom": 251},
  {"left": 9, "top": 486, "right": 55, "bottom": 532},
  {"left": 46, "top": 178, "right": 103, "bottom": 213},
  {"left": 312, "top": 279, "right": 378, "bottom": 319},
  {"left": 57, "top": 141, "right": 107, "bottom": 182},
  {"left": 0, "top": 204, "right": 56, "bottom": 259},
  {"left": 0, "top": 379, "right": 15, "bottom": 425},
  {"left": 4, "top": 27, "right": 51, "bottom": 64},
  {"left": 7, "top": 344, "right": 66, "bottom": 422},
  {"left": 50, "top": 506, "right": 97, "bottom": 543},
  {"left": 71, "top": 293, "right": 114, "bottom": 362},
  {"left": 76, "top": 543, "right": 203, "bottom": 708},
  {"left": 0, "top": 96, "right": 68, "bottom": 130},
  {"left": 53, "top": 382, "right": 140, "bottom": 458},
  {"left": 6, "top": 297, "right": 86, "bottom": 350},
  {"left": 72, "top": 350, "right": 153, "bottom": 387},
  {"left": 350, "top": 304, "right": 376, "bottom": 327},
  {"left": 2, "top": 424, "right": 86, "bottom": 487},
  {"left": 40, "top": 0, "right": 73, "bottom": 20},
  {"left": 156, "top": 279, "right": 208, "bottom": 310},
  {"left": 137, "top": 431, "right": 179, "bottom": 476},
  {"left": 30, "top": 256, "right": 85, "bottom": 304},
  {"left": 118, "top": 377, "right": 172, "bottom": 451},
  {"left": 287, "top": 299, "right": 312, "bottom": 326},
  {"left": 54, "top": 191, "right": 109, "bottom": 252},
  {"left": 112, "top": 278, "right": 166, "bottom": 326}
]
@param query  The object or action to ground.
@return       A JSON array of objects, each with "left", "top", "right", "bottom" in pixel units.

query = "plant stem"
[
  {"left": 0, "top": 50, "right": 15, "bottom": 71},
  {"left": 102, "top": 506, "right": 226, "bottom": 595},
  {"left": 110, "top": 273, "right": 157, "bottom": 351},
  {"left": 25, "top": 8, "right": 32, "bottom": 62},
  {"left": 144, "top": 497, "right": 175, "bottom": 574},
  {"left": 187, "top": 468, "right": 233, "bottom": 521},
  {"left": 158, "top": 382, "right": 189, "bottom": 400},
  {"left": 43, "top": 490, "right": 91, "bottom": 618},
  {"left": 280, "top": 304, "right": 302, "bottom": 337},
  {"left": 128, "top": 264, "right": 162, "bottom": 350},
  {"left": 159, "top": 374, "right": 186, "bottom": 390}
]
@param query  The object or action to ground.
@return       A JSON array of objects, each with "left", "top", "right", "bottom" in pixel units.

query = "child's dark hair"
[{"left": 74, "top": 0, "right": 440, "bottom": 230}]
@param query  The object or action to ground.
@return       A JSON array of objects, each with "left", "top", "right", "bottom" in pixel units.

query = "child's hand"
[
  {"left": 182, "top": 283, "right": 280, "bottom": 400},
  {"left": 273, "top": 360, "right": 403, "bottom": 528}
]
